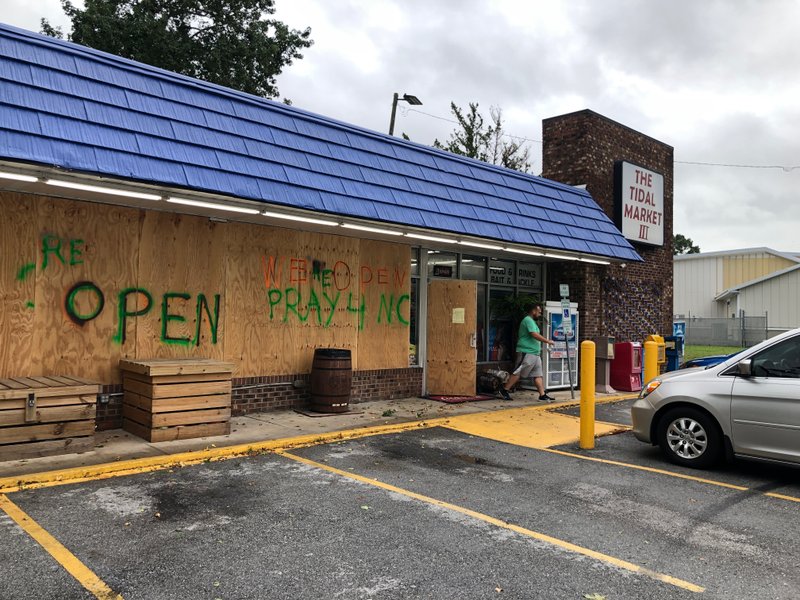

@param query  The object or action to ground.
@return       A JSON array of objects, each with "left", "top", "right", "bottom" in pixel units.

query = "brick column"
[{"left": 542, "top": 109, "right": 674, "bottom": 342}]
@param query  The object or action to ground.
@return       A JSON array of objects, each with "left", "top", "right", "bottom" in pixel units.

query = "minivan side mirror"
[{"left": 736, "top": 359, "right": 753, "bottom": 377}]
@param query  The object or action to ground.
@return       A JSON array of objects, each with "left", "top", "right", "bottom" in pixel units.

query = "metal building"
[{"left": 674, "top": 247, "right": 800, "bottom": 333}]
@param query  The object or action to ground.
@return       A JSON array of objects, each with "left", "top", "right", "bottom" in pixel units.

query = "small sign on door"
[{"left": 452, "top": 307, "right": 465, "bottom": 324}]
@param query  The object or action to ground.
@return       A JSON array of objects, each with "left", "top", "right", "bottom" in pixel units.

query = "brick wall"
[
  {"left": 95, "top": 368, "right": 424, "bottom": 431},
  {"left": 95, "top": 383, "right": 123, "bottom": 431},
  {"left": 231, "top": 367, "right": 424, "bottom": 415},
  {"left": 542, "top": 109, "right": 674, "bottom": 343}
]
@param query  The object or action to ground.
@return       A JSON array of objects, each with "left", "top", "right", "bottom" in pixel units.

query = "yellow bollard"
[
  {"left": 580, "top": 340, "right": 596, "bottom": 450},
  {"left": 644, "top": 340, "right": 659, "bottom": 385}
]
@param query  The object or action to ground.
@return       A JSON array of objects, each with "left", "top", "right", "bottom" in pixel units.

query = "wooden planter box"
[
  {"left": 120, "top": 359, "right": 234, "bottom": 443},
  {"left": 0, "top": 376, "right": 99, "bottom": 461}
]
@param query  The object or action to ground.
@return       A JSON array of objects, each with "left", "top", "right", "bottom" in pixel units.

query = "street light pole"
[
  {"left": 388, "top": 92, "right": 423, "bottom": 136},
  {"left": 389, "top": 92, "right": 400, "bottom": 136}
]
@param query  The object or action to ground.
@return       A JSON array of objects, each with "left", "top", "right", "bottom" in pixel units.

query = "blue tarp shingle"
[{"left": 0, "top": 23, "right": 641, "bottom": 262}]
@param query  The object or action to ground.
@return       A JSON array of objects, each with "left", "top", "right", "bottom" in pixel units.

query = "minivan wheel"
[{"left": 657, "top": 407, "right": 722, "bottom": 469}]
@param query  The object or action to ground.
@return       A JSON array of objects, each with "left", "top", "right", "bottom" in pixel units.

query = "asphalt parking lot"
[{"left": 1, "top": 400, "right": 798, "bottom": 599}]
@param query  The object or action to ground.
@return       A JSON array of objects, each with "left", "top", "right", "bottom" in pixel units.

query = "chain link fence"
[{"left": 676, "top": 316, "right": 769, "bottom": 347}]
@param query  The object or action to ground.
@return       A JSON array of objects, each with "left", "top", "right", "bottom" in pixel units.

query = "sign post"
[{"left": 559, "top": 286, "right": 575, "bottom": 399}]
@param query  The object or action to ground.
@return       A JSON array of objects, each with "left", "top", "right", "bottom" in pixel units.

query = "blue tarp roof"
[{"left": 0, "top": 23, "right": 641, "bottom": 261}]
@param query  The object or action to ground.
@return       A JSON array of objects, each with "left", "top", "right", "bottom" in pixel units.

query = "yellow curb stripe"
[
  {"left": 0, "top": 398, "right": 636, "bottom": 493},
  {"left": 0, "top": 397, "right": 637, "bottom": 494},
  {"left": 552, "top": 394, "right": 639, "bottom": 409},
  {"left": 597, "top": 420, "right": 633, "bottom": 430},
  {"left": 0, "top": 494, "right": 123, "bottom": 600},
  {"left": 277, "top": 450, "right": 705, "bottom": 594},
  {"left": 0, "top": 419, "right": 449, "bottom": 493}
]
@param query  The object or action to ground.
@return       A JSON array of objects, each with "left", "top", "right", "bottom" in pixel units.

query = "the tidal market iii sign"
[{"left": 614, "top": 161, "right": 664, "bottom": 247}]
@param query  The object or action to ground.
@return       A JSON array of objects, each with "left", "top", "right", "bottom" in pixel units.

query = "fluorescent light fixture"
[
  {"left": 580, "top": 257, "right": 611, "bottom": 265},
  {"left": 46, "top": 179, "right": 161, "bottom": 201},
  {"left": 167, "top": 196, "right": 260, "bottom": 214},
  {"left": 458, "top": 240, "right": 503, "bottom": 250},
  {"left": 544, "top": 252, "right": 579, "bottom": 261},
  {"left": 505, "top": 248, "right": 544, "bottom": 256},
  {"left": 405, "top": 233, "right": 456, "bottom": 243},
  {"left": 0, "top": 171, "right": 37, "bottom": 182},
  {"left": 341, "top": 223, "right": 403, "bottom": 236},
  {"left": 261, "top": 210, "right": 338, "bottom": 226}
]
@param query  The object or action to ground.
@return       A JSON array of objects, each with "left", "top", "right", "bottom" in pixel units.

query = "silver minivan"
[{"left": 631, "top": 327, "right": 800, "bottom": 469}]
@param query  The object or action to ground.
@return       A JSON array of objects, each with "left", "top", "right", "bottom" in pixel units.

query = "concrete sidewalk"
[{"left": 0, "top": 389, "right": 633, "bottom": 480}]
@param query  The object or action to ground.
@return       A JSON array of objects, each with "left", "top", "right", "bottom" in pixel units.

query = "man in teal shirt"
[{"left": 500, "top": 303, "right": 555, "bottom": 402}]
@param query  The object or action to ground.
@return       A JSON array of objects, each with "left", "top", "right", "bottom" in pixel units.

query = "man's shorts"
[{"left": 512, "top": 353, "right": 543, "bottom": 378}]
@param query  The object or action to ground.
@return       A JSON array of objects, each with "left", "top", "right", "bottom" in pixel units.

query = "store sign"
[
  {"left": 433, "top": 264, "right": 453, "bottom": 278},
  {"left": 517, "top": 263, "right": 542, "bottom": 288},
  {"left": 614, "top": 161, "right": 664, "bottom": 247},
  {"left": 489, "top": 260, "right": 515, "bottom": 284}
]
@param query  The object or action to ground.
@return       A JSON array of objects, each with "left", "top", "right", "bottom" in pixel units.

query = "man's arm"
[{"left": 529, "top": 330, "right": 554, "bottom": 346}]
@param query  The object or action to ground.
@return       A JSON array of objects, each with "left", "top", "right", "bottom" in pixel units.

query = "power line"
[
  {"left": 675, "top": 160, "right": 800, "bottom": 172},
  {"left": 404, "top": 108, "right": 542, "bottom": 144},
  {"left": 404, "top": 107, "right": 799, "bottom": 172}
]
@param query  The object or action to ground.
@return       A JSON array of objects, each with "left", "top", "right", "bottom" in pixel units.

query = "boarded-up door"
[{"left": 426, "top": 279, "right": 476, "bottom": 396}]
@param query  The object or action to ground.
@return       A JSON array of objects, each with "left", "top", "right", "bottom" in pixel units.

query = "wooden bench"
[
  {"left": 120, "top": 359, "right": 234, "bottom": 443},
  {"left": 0, "top": 376, "right": 99, "bottom": 461}
]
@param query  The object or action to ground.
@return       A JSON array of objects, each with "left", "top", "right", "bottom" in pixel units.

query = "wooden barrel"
[{"left": 309, "top": 348, "right": 352, "bottom": 413}]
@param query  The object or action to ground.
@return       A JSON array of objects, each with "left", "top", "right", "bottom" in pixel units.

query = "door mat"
[
  {"left": 294, "top": 408, "right": 364, "bottom": 418},
  {"left": 427, "top": 394, "right": 496, "bottom": 404}
]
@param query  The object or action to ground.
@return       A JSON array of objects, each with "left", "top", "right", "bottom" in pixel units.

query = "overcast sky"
[{"left": 5, "top": 0, "right": 800, "bottom": 254}]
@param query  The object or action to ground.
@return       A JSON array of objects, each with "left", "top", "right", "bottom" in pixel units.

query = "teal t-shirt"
[{"left": 516, "top": 315, "right": 541, "bottom": 354}]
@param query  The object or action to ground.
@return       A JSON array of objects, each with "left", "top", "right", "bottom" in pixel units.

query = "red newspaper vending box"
[{"left": 610, "top": 342, "right": 643, "bottom": 391}]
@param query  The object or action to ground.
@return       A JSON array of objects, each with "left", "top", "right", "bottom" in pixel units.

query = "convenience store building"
[{"left": 0, "top": 24, "right": 674, "bottom": 429}]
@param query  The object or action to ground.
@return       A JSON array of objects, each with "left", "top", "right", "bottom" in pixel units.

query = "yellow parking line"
[
  {"left": 0, "top": 494, "right": 123, "bottom": 600},
  {"left": 542, "top": 447, "right": 749, "bottom": 490},
  {"left": 765, "top": 492, "right": 800, "bottom": 503},
  {"left": 542, "top": 447, "right": 800, "bottom": 503},
  {"left": 277, "top": 450, "right": 705, "bottom": 594}
]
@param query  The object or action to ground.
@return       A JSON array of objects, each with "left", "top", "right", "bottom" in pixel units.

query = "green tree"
[
  {"left": 673, "top": 233, "right": 700, "bottom": 255},
  {"left": 433, "top": 102, "right": 532, "bottom": 172},
  {"left": 41, "top": 0, "right": 312, "bottom": 99}
]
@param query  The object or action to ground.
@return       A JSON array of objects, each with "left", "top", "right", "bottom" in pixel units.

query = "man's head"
[{"left": 525, "top": 303, "right": 543, "bottom": 318}]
